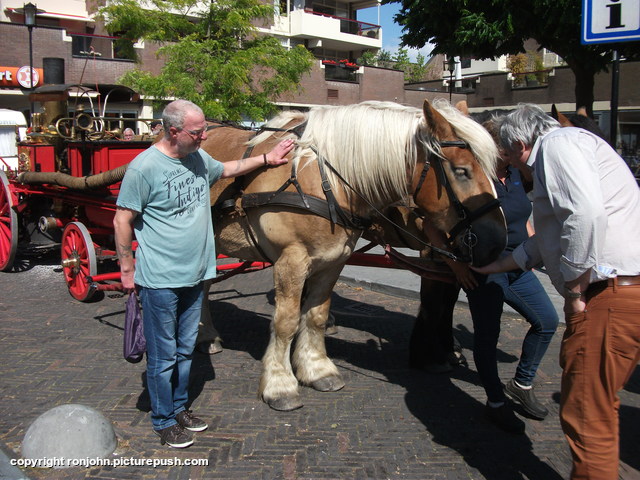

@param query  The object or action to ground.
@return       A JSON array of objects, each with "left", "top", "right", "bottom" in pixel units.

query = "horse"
[
  {"left": 201, "top": 99, "right": 507, "bottom": 411},
  {"left": 551, "top": 104, "right": 609, "bottom": 142}
]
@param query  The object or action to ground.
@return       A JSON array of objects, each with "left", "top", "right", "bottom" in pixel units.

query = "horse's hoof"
[
  {"left": 266, "top": 396, "right": 304, "bottom": 411},
  {"left": 311, "top": 375, "right": 345, "bottom": 392}
]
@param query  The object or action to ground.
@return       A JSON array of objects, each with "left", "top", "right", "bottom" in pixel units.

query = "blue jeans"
[
  {"left": 139, "top": 284, "right": 204, "bottom": 431},
  {"left": 466, "top": 270, "right": 559, "bottom": 403}
]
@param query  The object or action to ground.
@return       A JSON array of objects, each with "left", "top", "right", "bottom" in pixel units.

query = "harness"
[{"left": 211, "top": 121, "right": 500, "bottom": 264}]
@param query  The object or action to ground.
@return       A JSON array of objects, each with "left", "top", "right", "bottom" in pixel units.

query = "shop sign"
[{"left": 0, "top": 66, "right": 44, "bottom": 88}]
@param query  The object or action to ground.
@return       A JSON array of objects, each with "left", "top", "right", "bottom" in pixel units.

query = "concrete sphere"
[{"left": 22, "top": 404, "right": 117, "bottom": 467}]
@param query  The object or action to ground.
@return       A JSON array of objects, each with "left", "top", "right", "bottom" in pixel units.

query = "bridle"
[{"left": 413, "top": 139, "right": 501, "bottom": 263}]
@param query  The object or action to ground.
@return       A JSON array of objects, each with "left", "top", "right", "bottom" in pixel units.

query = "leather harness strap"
[{"left": 242, "top": 191, "right": 371, "bottom": 229}]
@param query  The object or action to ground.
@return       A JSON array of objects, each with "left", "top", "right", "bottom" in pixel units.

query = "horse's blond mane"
[{"left": 250, "top": 100, "right": 498, "bottom": 205}]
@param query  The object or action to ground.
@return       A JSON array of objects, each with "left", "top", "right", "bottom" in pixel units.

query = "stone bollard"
[{"left": 21, "top": 404, "right": 116, "bottom": 468}]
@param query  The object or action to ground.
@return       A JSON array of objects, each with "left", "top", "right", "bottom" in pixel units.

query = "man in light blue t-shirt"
[{"left": 114, "top": 99, "right": 293, "bottom": 448}]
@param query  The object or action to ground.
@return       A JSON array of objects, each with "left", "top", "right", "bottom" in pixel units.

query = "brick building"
[{"left": 0, "top": 0, "right": 637, "bottom": 157}]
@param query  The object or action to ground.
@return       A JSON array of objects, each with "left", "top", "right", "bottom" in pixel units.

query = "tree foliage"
[
  {"left": 389, "top": 0, "right": 640, "bottom": 115},
  {"left": 356, "top": 49, "right": 428, "bottom": 82},
  {"left": 98, "top": 0, "right": 315, "bottom": 121}
]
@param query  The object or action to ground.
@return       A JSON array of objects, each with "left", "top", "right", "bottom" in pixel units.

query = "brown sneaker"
[
  {"left": 176, "top": 410, "right": 208, "bottom": 432},
  {"left": 154, "top": 424, "right": 194, "bottom": 448}
]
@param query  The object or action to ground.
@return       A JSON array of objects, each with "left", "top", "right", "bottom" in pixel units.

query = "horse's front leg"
[
  {"left": 293, "top": 268, "right": 345, "bottom": 392},
  {"left": 259, "top": 248, "right": 308, "bottom": 411}
]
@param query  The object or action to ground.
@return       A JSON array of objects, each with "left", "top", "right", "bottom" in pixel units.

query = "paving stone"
[{"left": 0, "top": 255, "right": 638, "bottom": 479}]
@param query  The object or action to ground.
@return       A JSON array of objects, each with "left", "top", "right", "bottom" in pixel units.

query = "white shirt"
[{"left": 512, "top": 127, "right": 640, "bottom": 294}]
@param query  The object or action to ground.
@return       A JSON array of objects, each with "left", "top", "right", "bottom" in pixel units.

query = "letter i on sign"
[{"left": 607, "top": 0, "right": 625, "bottom": 28}]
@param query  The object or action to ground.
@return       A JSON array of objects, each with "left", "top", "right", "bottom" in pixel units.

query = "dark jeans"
[
  {"left": 466, "top": 270, "right": 559, "bottom": 403},
  {"left": 409, "top": 277, "right": 460, "bottom": 367}
]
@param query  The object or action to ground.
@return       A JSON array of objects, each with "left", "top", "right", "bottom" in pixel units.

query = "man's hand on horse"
[{"left": 265, "top": 139, "right": 295, "bottom": 166}]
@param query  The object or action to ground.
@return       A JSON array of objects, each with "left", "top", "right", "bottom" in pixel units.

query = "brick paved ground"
[{"left": 0, "top": 254, "right": 639, "bottom": 480}]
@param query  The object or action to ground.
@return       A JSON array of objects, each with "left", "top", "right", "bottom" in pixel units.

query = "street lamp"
[
  {"left": 447, "top": 56, "right": 456, "bottom": 102},
  {"left": 23, "top": 2, "right": 38, "bottom": 119}
]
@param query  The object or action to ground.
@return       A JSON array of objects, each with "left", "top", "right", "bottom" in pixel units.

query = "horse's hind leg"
[
  {"left": 293, "top": 270, "right": 345, "bottom": 392},
  {"left": 259, "top": 248, "right": 308, "bottom": 411}
]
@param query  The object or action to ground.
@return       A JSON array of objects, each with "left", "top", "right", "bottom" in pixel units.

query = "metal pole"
[
  {"left": 449, "top": 70, "right": 453, "bottom": 102},
  {"left": 609, "top": 50, "right": 620, "bottom": 150},
  {"left": 28, "top": 24, "right": 34, "bottom": 118}
]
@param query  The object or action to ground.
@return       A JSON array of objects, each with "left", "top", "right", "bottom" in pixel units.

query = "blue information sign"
[{"left": 582, "top": 0, "right": 640, "bottom": 44}]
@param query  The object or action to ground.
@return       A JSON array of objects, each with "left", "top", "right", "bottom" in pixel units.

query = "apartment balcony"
[
  {"left": 288, "top": 8, "right": 381, "bottom": 51},
  {"left": 68, "top": 33, "right": 135, "bottom": 61}
]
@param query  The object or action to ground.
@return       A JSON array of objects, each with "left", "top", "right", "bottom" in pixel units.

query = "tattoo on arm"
[
  {"left": 117, "top": 243, "right": 133, "bottom": 259},
  {"left": 231, "top": 158, "right": 246, "bottom": 175}
]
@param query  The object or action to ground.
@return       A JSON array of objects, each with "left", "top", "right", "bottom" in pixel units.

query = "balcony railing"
[
  {"left": 303, "top": 8, "right": 380, "bottom": 39},
  {"left": 69, "top": 33, "right": 135, "bottom": 61}
]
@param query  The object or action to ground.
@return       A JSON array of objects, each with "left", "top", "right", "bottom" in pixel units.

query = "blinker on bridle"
[{"left": 413, "top": 139, "right": 501, "bottom": 263}]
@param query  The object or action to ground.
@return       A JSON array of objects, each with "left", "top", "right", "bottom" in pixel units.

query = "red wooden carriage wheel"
[
  {"left": 61, "top": 222, "right": 97, "bottom": 301},
  {"left": 0, "top": 170, "right": 18, "bottom": 271}
]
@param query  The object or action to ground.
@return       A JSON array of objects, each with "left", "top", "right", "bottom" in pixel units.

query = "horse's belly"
[{"left": 215, "top": 209, "right": 358, "bottom": 267}]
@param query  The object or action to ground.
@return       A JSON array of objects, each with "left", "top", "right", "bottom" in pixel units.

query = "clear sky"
[{"left": 356, "top": 3, "right": 434, "bottom": 61}]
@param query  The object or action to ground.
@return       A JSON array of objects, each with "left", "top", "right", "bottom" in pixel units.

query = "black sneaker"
[
  {"left": 154, "top": 424, "right": 194, "bottom": 448},
  {"left": 447, "top": 350, "right": 467, "bottom": 367},
  {"left": 484, "top": 403, "right": 526, "bottom": 434},
  {"left": 504, "top": 379, "right": 549, "bottom": 420},
  {"left": 176, "top": 410, "right": 208, "bottom": 432}
]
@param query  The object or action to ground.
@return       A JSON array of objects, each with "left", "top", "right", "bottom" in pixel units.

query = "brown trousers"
[{"left": 560, "top": 281, "right": 640, "bottom": 480}]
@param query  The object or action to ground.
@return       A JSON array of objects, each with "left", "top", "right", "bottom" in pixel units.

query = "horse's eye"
[{"left": 454, "top": 167, "right": 470, "bottom": 178}]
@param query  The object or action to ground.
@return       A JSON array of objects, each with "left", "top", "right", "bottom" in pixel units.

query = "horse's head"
[{"left": 411, "top": 100, "right": 507, "bottom": 267}]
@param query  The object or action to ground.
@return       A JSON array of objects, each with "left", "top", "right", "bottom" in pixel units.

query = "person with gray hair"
[
  {"left": 122, "top": 128, "right": 135, "bottom": 141},
  {"left": 114, "top": 99, "right": 294, "bottom": 448},
  {"left": 475, "top": 103, "right": 640, "bottom": 480}
]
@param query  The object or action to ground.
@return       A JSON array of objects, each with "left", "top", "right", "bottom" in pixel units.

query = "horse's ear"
[
  {"left": 557, "top": 112, "right": 572, "bottom": 127},
  {"left": 551, "top": 105, "right": 572, "bottom": 127},
  {"left": 423, "top": 100, "right": 449, "bottom": 137},
  {"left": 576, "top": 106, "right": 588, "bottom": 117},
  {"left": 455, "top": 100, "right": 469, "bottom": 116}
]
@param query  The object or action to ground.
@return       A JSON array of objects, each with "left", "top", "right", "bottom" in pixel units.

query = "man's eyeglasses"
[{"left": 182, "top": 127, "right": 206, "bottom": 139}]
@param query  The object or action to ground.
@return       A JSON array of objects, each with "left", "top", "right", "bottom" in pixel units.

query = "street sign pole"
[
  {"left": 582, "top": 0, "right": 640, "bottom": 149},
  {"left": 610, "top": 50, "right": 620, "bottom": 147}
]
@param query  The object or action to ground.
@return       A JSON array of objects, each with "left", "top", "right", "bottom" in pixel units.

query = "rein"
[{"left": 311, "top": 145, "right": 461, "bottom": 262}]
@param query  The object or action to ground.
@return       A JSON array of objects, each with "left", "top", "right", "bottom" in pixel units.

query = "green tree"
[
  {"left": 392, "top": 49, "right": 428, "bottom": 82},
  {"left": 98, "top": 0, "right": 315, "bottom": 121},
  {"left": 357, "top": 50, "right": 378, "bottom": 66},
  {"left": 356, "top": 49, "right": 426, "bottom": 81},
  {"left": 389, "top": 0, "right": 640, "bottom": 116},
  {"left": 377, "top": 49, "right": 395, "bottom": 68}
]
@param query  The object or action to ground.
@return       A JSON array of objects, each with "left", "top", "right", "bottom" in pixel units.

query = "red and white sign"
[
  {"left": 17, "top": 66, "right": 40, "bottom": 88},
  {"left": 0, "top": 65, "right": 43, "bottom": 88}
]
